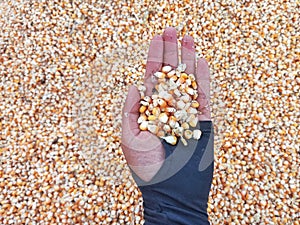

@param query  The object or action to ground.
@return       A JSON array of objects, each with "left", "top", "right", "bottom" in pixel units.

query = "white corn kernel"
[
  {"left": 158, "top": 113, "right": 168, "bottom": 123},
  {"left": 183, "top": 102, "right": 191, "bottom": 111},
  {"left": 180, "top": 137, "right": 188, "bottom": 146},
  {"left": 167, "top": 70, "right": 176, "bottom": 78},
  {"left": 138, "top": 85, "right": 146, "bottom": 92},
  {"left": 140, "top": 100, "right": 149, "bottom": 106},
  {"left": 187, "top": 114, "right": 198, "bottom": 127},
  {"left": 181, "top": 122, "right": 189, "bottom": 130},
  {"left": 137, "top": 114, "right": 147, "bottom": 124},
  {"left": 185, "top": 78, "right": 192, "bottom": 86},
  {"left": 173, "top": 127, "right": 184, "bottom": 136},
  {"left": 163, "top": 135, "right": 177, "bottom": 145},
  {"left": 174, "top": 88, "right": 181, "bottom": 97},
  {"left": 184, "top": 130, "right": 193, "bottom": 139},
  {"left": 181, "top": 94, "right": 191, "bottom": 103},
  {"left": 152, "top": 94, "right": 159, "bottom": 99},
  {"left": 144, "top": 96, "right": 151, "bottom": 102},
  {"left": 174, "top": 110, "right": 187, "bottom": 121},
  {"left": 162, "top": 65, "right": 172, "bottom": 73},
  {"left": 145, "top": 109, "right": 150, "bottom": 116},
  {"left": 166, "top": 107, "right": 176, "bottom": 113},
  {"left": 187, "top": 107, "right": 198, "bottom": 114},
  {"left": 163, "top": 124, "right": 171, "bottom": 133},
  {"left": 193, "top": 129, "right": 202, "bottom": 140},
  {"left": 169, "top": 79, "right": 177, "bottom": 90},
  {"left": 159, "top": 90, "right": 172, "bottom": 101},
  {"left": 148, "top": 124, "right": 159, "bottom": 134},
  {"left": 186, "top": 87, "right": 195, "bottom": 95},
  {"left": 154, "top": 71, "right": 165, "bottom": 79},
  {"left": 139, "top": 121, "right": 148, "bottom": 131},
  {"left": 168, "top": 116, "right": 177, "bottom": 128},
  {"left": 177, "top": 63, "right": 186, "bottom": 72},
  {"left": 148, "top": 103, "right": 154, "bottom": 111},
  {"left": 176, "top": 100, "right": 185, "bottom": 110}
]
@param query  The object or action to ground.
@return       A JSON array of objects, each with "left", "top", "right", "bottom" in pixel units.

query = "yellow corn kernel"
[
  {"left": 189, "top": 74, "right": 196, "bottom": 81},
  {"left": 157, "top": 99, "right": 167, "bottom": 108},
  {"left": 181, "top": 72, "right": 188, "bottom": 79},
  {"left": 148, "top": 115, "right": 157, "bottom": 121},
  {"left": 184, "top": 130, "right": 193, "bottom": 139},
  {"left": 192, "top": 81, "right": 197, "bottom": 89},
  {"left": 181, "top": 122, "right": 189, "bottom": 130},
  {"left": 157, "top": 130, "right": 165, "bottom": 138},
  {"left": 152, "top": 107, "right": 160, "bottom": 117},
  {"left": 191, "top": 100, "right": 200, "bottom": 108},
  {"left": 139, "top": 105, "right": 147, "bottom": 113},
  {"left": 178, "top": 76, "right": 186, "bottom": 84}
]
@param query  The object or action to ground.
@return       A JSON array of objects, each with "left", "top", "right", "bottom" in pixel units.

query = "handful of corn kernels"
[{"left": 137, "top": 64, "right": 202, "bottom": 146}]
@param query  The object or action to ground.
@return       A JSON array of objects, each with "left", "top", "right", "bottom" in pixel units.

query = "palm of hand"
[{"left": 122, "top": 27, "right": 211, "bottom": 182}]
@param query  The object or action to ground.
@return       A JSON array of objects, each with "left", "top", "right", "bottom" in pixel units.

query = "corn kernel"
[
  {"left": 193, "top": 129, "right": 202, "bottom": 140},
  {"left": 191, "top": 100, "right": 200, "bottom": 108},
  {"left": 147, "top": 115, "right": 156, "bottom": 121},
  {"left": 163, "top": 135, "right": 177, "bottom": 145},
  {"left": 139, "top": 105, "right": 147, "bottom": 113},
  {"left": 158, "top": 113, "right": 168, "bottom": 123},
  {"left": 162, "top": 65, "right": 172, "bottom": 73},
  {"left": 138, "top": 63, "right": 202, "bottom": 146}
]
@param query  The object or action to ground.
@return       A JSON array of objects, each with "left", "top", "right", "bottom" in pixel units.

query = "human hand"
[
  {"left": 121, "top": 27, "right": 212, "bottom": 182},
  {"left": 121, "top": 27, "right": 214, "bottom": 224}
]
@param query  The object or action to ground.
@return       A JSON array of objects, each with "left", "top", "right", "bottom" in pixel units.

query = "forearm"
[{"left": 134, "top": 121, "right": 214, "bottom": 225}]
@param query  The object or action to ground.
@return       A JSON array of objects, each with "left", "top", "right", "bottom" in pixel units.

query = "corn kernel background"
[{"left": 0, "top": 0, "right": 299, "bottom": 224}]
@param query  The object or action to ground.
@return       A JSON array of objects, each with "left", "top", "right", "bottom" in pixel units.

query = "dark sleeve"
[{"left": 132, "top": 121, "right": 214, "bottom": 225}]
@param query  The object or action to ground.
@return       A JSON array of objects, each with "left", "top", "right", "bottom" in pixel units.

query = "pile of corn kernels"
[
  {"left": 0, "top": 0, "right": 299, "bottom": 224},
  {"left": 138, "top": 64, "right": 202, "bottom": 146}
]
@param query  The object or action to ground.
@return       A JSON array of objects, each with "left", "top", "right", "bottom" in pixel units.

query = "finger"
[
  {"left": 122, "top": 85, "right": 141, "bottom": 137},
  {"left": 181, "top": 35, "right": 196, "bottom": 75},
  {"left": 196, "top": 58, "right": 211, "bottom": 120},
  {"left": 163, "top": 27, "right": 178, "bottom": 68},
  {"left": 144, "top": 35, "right": 164, "bottom": 96}
]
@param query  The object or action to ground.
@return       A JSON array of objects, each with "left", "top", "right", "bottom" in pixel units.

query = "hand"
[
  {"left": 121, "top": 27, "right": 212, "bottom": 182},
  {"left": 121, "top": 27, "right": 214, "bottom": 224}
]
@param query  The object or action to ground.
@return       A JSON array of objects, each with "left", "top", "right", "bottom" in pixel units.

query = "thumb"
[
  {"left": 122, "top": 85, "right": 141, "bottom": 137},
  {"left": 121, "top": 86, "right": 162, "bottom": 152}
]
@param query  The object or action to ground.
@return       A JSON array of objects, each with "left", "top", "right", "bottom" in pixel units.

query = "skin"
[{"left": 121, "top": 27, "right": 211, "bottom": 182}]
